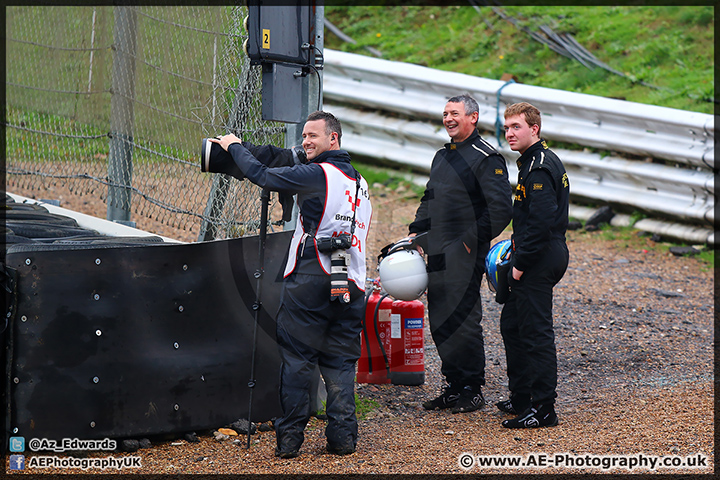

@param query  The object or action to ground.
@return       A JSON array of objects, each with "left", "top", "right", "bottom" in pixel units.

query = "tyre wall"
[{"left": 3, "top": 231, "right": 292, "bottom": 442}]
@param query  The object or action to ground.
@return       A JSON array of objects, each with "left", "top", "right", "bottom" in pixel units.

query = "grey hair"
[{"left": 447, "top": 94, "right": 479, "bottom": 117}]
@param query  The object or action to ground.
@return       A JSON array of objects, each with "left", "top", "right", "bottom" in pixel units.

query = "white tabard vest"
[{"left": 284, "top": 162, "right": 372, "bottom": 291}]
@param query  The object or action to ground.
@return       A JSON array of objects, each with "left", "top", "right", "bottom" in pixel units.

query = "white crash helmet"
[{"left": 378, "top": 242, "right": 428, "bottom": 301}]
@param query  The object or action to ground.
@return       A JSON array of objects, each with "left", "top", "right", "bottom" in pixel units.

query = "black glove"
[{"left": 494, "top": 260, "right": 511, "bottom": 304}]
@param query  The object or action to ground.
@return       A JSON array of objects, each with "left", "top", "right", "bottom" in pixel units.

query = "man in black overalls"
[
  {"left": 497, "top": 102, "right": 569, "bottom": 428},
  {"left": 409, "top": 95, "right": 512, "bottom": 414}
]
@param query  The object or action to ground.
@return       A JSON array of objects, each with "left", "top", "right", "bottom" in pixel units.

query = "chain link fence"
[{"left": 6, "top": 5, "right": 287, "bottom": 241}]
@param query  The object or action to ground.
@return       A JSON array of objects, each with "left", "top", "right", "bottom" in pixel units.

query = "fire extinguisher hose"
[
  {"left": 361, "top": 290, "right": 374, "bottom": 373},
  {"left": 373, "top": 293, "right": 391, "bottom": 375}
]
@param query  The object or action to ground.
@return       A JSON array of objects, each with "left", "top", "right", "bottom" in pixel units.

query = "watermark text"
[
  {"left": 28, "top": 437, "right": 117, "bottom": 453},
  {"left": 458, "top": 452, "right": 708, "bottom": 472}
]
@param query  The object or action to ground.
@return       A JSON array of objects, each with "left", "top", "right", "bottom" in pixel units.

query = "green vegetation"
[
  {"left": 696, "top": 249, "right": 714, "bottom": 270},
  {"left": 353, "top": 161, "right": 424, "bottom": 197},
  {"left": 355, "top": 394, "right": 382, "bottom": 420},
  {"left": 627, "top": 210, "right": 649, "bottom": 227},
  {"left": 317, "top": 394, "right": 381, "bottom": 421},
  {"left": 664, "top": 243, "right": 713, "bottom": 271},
  {"left": 6, "top": 106, "right": 191, "bottom": 168},
  {"left": 325, "top": 5, "right": 714, "bottom": 113},
  {"left": 592, "top": 224, "right": 645, "bottom": 243},
  {"left": 6, "top": 107, "right": 108, "bottom": 164}
]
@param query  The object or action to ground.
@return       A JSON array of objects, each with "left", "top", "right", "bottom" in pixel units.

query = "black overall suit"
[
  {"left": 500, "top": 139, "right": 569, "bottom": 409},
  {"left": 409, "top": 130, "right": 512, "bottom": 391}
]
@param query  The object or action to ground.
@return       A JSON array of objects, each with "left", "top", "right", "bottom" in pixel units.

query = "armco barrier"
[
  {"left": 322, "top": 49, "right": 715, "bottom": 243},
  {"left": 323, "top": 49, "right": 714, "bottom": 168}
]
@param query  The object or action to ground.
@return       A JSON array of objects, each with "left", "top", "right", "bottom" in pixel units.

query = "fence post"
[
  {"left": 283, "top": 4, "right": 324, "bottom": 232},
  {"left": 306, "top": 3, "right": 327, "bottom": 417},
  {"left": 107, "top": 6, "right": 138, "bottom": 224}
]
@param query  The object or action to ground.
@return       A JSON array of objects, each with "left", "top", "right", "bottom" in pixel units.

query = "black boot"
[
  {"left": 423, "top": 385, "right": 461, "bottom": 410},
  {"left": 502, "top": 403, "right": 558, "bottom": 428},
  {"left": 274, "top": 435, "right": 301, "bottom": 458},
  {"left": 274, "top": 448, "right": 299, "bottom": 459},
  {"left": 451, "top": 385, "right": 485, "bottom": 414},
  {"left": 327, "top": 441, "right": 356, "bottom": 455},
  {"left": 496, "top": 393, "right": 531, "bottom": 415}
]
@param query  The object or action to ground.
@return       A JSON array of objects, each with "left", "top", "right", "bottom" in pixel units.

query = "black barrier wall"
[{"left": 4, "top": 232, "right": 292, "bottom": 442}]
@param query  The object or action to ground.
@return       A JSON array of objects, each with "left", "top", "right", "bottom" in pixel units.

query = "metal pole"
[
  {"left": 311, "top": 3, "right": 324, "bottom": 112},
  {"left": 307, "top": 1, "right": 327, "bottom": 417},
  {"left": 283, "top": 2, "right": 324, "bottom": 231},
  {"left": 246, "top": 188, "right": 270, "bottom": 448},
  {"left": 107, "top": 6, "right": 138, "bottom": 223},
  {"left": 87, "top": 8, "right": 97, "bottom": 94},
  {"left": 283, "top": 122, "right": 302, "bottom": 233}
]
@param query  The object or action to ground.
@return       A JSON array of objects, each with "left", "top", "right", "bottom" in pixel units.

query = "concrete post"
[{"left": 107, "top": 6, "right": 138, "bottom": 224}]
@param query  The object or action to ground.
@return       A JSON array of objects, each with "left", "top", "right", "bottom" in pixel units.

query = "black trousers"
[
  {"left": 273, "top": 271, "right": 364, "bottom": 453},
  {"left": 427, "top": 239, "right": 486, "bottom": 390},
  {"left": 500, "top": 239, "right": 568, "bottom": 406}
]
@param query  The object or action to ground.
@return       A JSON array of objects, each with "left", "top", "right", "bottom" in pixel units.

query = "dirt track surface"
[{"left": 5, "top": 182, "right": 715, "bottom": 475}]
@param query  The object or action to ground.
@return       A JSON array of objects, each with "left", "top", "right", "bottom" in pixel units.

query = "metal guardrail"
[{"left": 322, "top": 49, "right": 715, "bottom": 244}]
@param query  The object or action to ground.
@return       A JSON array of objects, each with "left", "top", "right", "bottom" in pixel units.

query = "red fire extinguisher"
[
  {"left": 357, "top": 281, "right": 393, "bottom": 384},
  {"left": 389, "top": 299, "right": 425, "bottom": 386}
]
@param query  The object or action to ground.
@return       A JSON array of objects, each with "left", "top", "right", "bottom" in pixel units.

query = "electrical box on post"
[
  {"left": 246, "top": 3, "right": 312, "bottom": 66},
  {"left": 261, "top": 63, "right": 305, "bottom": 123}
]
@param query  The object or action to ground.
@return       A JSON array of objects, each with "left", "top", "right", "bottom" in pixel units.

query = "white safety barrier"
[{"left": 322, "top": 49, "right": 715, "bottom": 244}]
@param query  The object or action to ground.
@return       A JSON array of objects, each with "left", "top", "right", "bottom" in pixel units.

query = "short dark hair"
[
  {"left": 504, "top": 102, "right": 542, "bottom": 135},
  {"left": 306, "top": 110, "right": 342, "bottom": 146},
  {"left": 447, "top": 94, "right": 479, "bottom": 121}
]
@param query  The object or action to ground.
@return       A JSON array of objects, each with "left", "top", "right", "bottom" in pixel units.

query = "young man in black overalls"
[{"left": 497, "top": 102, "right": 569, "bottom": 428}]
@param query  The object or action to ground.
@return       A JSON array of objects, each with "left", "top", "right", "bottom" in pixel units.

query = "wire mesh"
[{"left": 5, "top": 5, "right": 287, "bottom": 240}]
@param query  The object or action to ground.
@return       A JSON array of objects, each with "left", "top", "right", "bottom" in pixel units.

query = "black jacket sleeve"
[
  {"left": 462, "top": 153, "right": 512, "bottom": 248},
  {"left": 239, "top": 142, "right": 304, "bottom": 222},
  {"left": 513, "top": 168, "right": 557, "bottom": 272},
  {"left": 227, "top": 142, "right": 325, "bottom": 196},
  {"left": 408, "top": 185, "right": 432, "bottom": 234},
  {"left": 241, "top": 141, "right": 298, "bottom": 168}
]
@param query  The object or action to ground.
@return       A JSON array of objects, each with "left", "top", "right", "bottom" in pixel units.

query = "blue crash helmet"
[{"left": 485, "top": 239, "right": 512, "bottom": 292}]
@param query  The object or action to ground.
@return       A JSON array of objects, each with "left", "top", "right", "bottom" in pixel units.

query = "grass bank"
[{"left": 325, "top": 5, "right": 714, "bottom": 114}]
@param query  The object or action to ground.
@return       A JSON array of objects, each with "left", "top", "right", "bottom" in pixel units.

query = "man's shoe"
[
  {"left": 496, "top": 399, "right": 518, "bottom": 414},
  {"left": 502, "top": 405, "right": 558, "bottom": 428},
  {"left": 274, "top": 437, "right": 300, "bottom": 459},
  {"left": 327, "top": 443, "right": 356, "bottom": 456},
  {"left": 496, "top": 394, "right": 531, "bottom": 415},
  {"left": 274, "top": 448, "right": 299, "bottom": 459},
  {"left": 422, "top": 385, "right": 461, "bottom": 410},
  {"left": 451, "top": 386, "right": 484, "bottom": 414}
]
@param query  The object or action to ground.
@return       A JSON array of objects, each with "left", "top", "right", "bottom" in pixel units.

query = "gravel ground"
[{"left": 5, "top": 181, "right": 715, "bottom": 475}]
